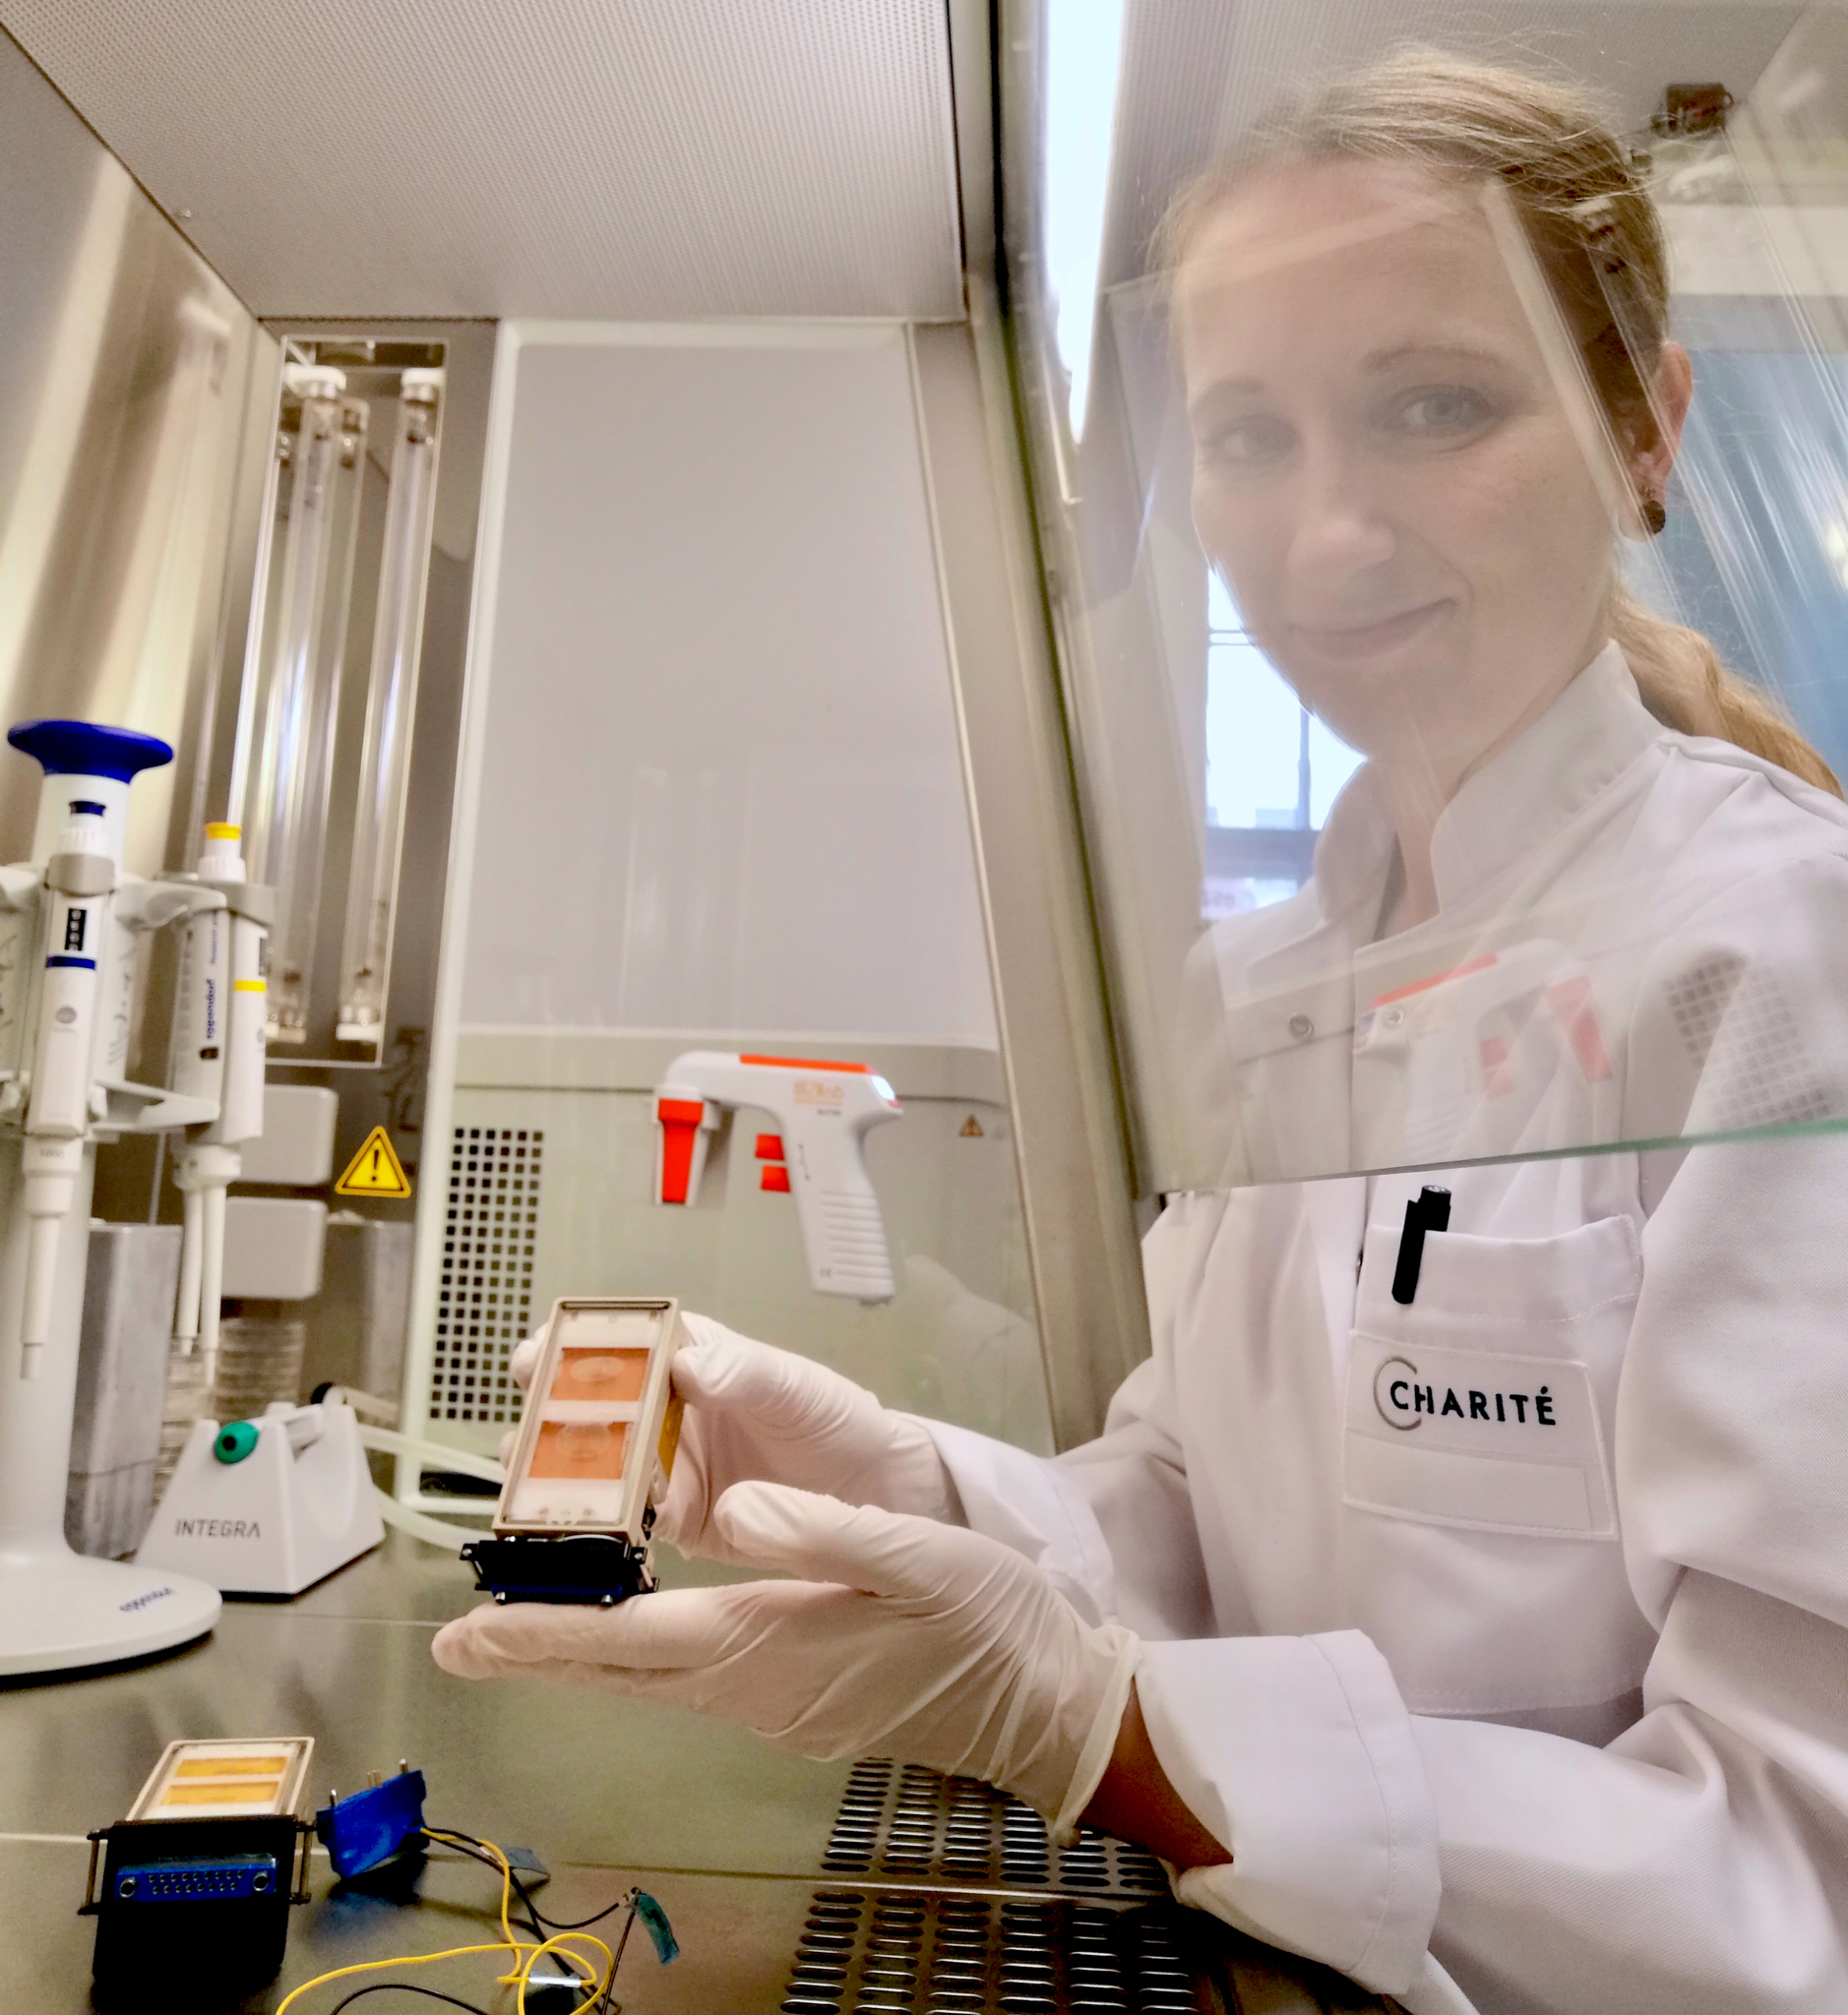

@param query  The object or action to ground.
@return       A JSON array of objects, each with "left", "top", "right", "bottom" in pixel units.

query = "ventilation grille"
[
  {"left": 431, "top": 1126, "right": 542, "bottom": 1424},
  {"left": 823, "top": 1761, "right": 1169, "bottom": 1898},
  {"left": 1667, "top": 955, "right": 1835, "bottom": 1132},
  {"left": 783, "top": 1888, "right": 1210, "bottom": 2015}
]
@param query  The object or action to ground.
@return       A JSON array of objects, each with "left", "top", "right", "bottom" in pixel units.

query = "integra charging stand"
[{"left": 139, "top": 1399, "right": 385, "bottom": 1597}]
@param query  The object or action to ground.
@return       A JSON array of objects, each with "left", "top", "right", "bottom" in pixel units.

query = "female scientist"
[{"left": 436, "top": 56, "right": 1848, "bottom": 2015}]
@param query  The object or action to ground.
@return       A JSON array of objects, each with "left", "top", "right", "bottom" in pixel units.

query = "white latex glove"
[
  {"left": 432, "top": 1481, "right": 1140, "bottom": 1840},
  {"left": 502, "top": 1313, "right": 956, "bottom": 1563}
]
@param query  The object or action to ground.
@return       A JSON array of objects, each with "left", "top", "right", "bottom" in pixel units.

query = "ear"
[{"left": 1625, "top": 340, "right": 1693, "bottom": 529}]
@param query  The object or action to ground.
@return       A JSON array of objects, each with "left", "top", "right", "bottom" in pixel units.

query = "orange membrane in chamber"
[
  {"left": 141, "top": 1743, "right": 302, "bottom": 1818},
  {"left": 529, "top": 1418, "right": 630, "bottom": 1481},
  {"left": 551, "top": 1347, "right": 647, "bottom": 1403}
]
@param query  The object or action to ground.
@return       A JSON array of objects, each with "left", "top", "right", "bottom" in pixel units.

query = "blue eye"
[
  {"left": 1199, "top": 414, "right": 1294, "bottom": 468},
  {"left": 1392, "top": 386, "right": 1500, "bottom": 438}
]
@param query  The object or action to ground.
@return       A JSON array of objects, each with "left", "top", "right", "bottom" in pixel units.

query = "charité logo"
[{"left": 1373, "top": 1354, "right": 1559, "bottom": 1434}]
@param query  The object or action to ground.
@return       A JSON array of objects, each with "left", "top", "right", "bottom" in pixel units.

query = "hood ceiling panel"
[{"left": 0, "top": 0, "right": 964, "bottom": 320}]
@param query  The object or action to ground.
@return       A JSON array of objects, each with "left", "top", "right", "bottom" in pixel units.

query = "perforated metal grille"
[
  {"left": 822, "top": 1761, "right": 1169, "bottom": 1898},
  {"left": 1666, "top": 953, "right": 1745, "bottom": 1073},
  {"left": 783, "top": 1888, "right": 1210, "bottom": 2015},
  {"left": 431, "top": 1126, "right": 542, "bottom": 1424},
  {"left": 1668, "top": 956, "right": 1834, "bottom": 1131}
]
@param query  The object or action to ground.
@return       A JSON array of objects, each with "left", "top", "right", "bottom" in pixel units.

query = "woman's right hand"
[{"left": 501, "top": 1312, "right": 958, "bottom": 1563}]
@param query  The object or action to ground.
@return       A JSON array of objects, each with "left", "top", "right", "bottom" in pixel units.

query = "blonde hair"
[{"left": 1159, "top": 51, "right": 1842, "bottom": 797}]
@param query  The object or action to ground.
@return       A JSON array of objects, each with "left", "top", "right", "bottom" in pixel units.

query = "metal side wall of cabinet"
[
  {"left": 907, "top": 302, "right": 1149, "bottom": 1446},
  {"left": 0, "top": 29, "right": 270, "bottom": 875}
]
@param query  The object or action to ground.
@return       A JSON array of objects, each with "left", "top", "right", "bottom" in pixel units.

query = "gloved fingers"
[
  {"left": 509, "top": 1328, "right": 544, "bottom": 1392},
  {"left": 496, "top": 1428, "right": 517, "bottom": 1471},
  {"left": 673, "top": 1317, "right": 863, "bottom": 1437},
  {"left": 430, "top": 1636, "right": 744, "bottom": 1701},
  {"left": 711, "top": 1480, "right": 991, "bottom": 1602},
  {"left": 653, "top": 1454, "right": 702, "bottom": 1545},
  {"left": 432, "top": 1579, "right": 820, "bottom": 1680},
  {"left": 653, "top": 1444, "right": 723, "bottom": 1557}
]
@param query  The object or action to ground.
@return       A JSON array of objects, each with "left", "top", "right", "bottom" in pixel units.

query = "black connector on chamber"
[
  {"left": 462, "top": 1533, "right": 656, "bottom": 1607},
  {"left": 83, "top": 1814, "right": 310, "bottom": 2008}
]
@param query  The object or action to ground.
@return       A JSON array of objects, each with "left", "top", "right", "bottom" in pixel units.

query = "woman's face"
[{"left": 1176, "top": 158, "right": 1653, "bottom": 778}]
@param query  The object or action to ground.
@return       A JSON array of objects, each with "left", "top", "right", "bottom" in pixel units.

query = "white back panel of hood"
[{"left": 0, "top": 0, "right": 964, "bottom": 320}]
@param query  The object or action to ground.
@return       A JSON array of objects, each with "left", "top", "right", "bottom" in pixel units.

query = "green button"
[{"left": 214, "top": 1421, "right": 259, "bottom": 1464}]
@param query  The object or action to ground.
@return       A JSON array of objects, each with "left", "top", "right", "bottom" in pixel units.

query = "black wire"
[
  {"left": 401, "top": 1822, "right": 637, "bottom": 2015},
  {"left": 328, "top": 1986, "right": 492, "bottom": 2015},
  {"left": 430, "top": 1825, "right": 639, "bottom": 1934},
  {"left": 427, "top": 1830, "right": 546, "bottom": 1946}
]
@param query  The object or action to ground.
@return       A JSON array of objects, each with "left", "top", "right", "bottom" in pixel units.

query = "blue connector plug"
[{"left": 313, "top": 1769, "right": 428, "bottom": 1880}]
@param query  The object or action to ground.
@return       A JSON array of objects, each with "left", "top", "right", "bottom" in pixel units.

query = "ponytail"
[{"left": 1612, "top": 587, "right": 1842, "bottom": 796}]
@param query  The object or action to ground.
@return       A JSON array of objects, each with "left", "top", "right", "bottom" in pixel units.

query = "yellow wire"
[
  {"left": 425, "top": 1828, "right": 519, "bottom": 1968},
  {"left": 274, "top": 1828, "right": 617, "bottom": 2014},
  {"left": 519, "top": 1931, "right": 618, "bottom": 2014},
  {"left": 273, "top": 1942, "right": 518, "bottom": 2015},
  {"left": 426, "top": 1827, "right": 616, "bottom": 2005}
]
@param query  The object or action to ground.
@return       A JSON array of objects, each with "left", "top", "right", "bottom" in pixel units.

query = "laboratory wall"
[
  {"left": 458, "top": 329, "right": 996, "bottom": 1041},
  {"left": 404, "top": 322, "right": 1054, "bottom": 1474}
]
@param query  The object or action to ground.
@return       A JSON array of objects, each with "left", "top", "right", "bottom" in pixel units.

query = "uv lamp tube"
[
  {"left": 245, "top": 370, "right": 364, "bottom": 1045},
  {"left": 337, "top": 369, "right": 443, "bottom": 1047}
]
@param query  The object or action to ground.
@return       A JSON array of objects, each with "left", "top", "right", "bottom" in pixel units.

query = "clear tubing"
[
  {"left": 356, "top": 1421, "right": 503, "bottom": 1484},
  {"left": 337, "top": 371, "right": 443, "bottom": 1048},
  {"left": 246, "top": 375, "right": 367, "bottom": 1043},
  {"left": 372, "top": 1489, "right": 481, "bottom": 1550},
  {"left": 356, "top": 1422, "right": 498, "bottom": 1549}
]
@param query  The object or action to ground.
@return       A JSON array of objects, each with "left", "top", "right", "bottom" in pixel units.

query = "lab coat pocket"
[{"left": 1342, "top": 1213, "right": 1638, "bottom": 1542}]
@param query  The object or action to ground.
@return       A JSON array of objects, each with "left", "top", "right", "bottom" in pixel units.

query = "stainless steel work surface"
[
  {"left": 0, "top": 1534, "right": 851, "bottom": 2013},
  {"left": 0, "top": 1535, "right": 850, "bottom": 1878},
  {"left": 2, "top": 1838, "right": 830, "bottom": 2013},
  {"left": 0, "top": 1536, "right": 1376, "bottom": 2012}
]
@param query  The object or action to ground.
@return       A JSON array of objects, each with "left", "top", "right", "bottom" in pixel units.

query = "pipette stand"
[
  {"left": 0, "top": 1141, "right": 222, "bottom": 1673},
  {"left": 0, "top": 720, "right": 228, "bottom": 1675}
]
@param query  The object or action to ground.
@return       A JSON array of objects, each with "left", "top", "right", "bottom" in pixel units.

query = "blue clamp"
[
  {"left": 7, "top": 719, "right": 172, "bottom": 782},
  {"left": 634, "top": 1890, "right": 678, "bottom": 1965},
  {"left": 313, "top": 1769, "right": 428, "bottom": 1880}
]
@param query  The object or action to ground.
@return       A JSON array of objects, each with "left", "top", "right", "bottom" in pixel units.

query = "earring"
[{"left": 1641, "top": 493, "right": 1667, "bottom": 537}]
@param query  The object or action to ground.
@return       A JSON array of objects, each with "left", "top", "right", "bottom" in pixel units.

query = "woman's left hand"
[{"left": 431, "top": 1483, "right": 1140, "bottom": 1830}]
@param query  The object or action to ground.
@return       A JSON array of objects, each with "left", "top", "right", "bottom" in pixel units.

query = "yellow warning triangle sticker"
[{"left": 336, "top": 1125, "right": 413, "bottom": 1198}]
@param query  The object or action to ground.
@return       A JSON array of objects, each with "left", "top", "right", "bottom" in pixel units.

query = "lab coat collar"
[
  {"left": 1309, "top": 641, "right": 1658, "bottom": 921},
  {"left": 1218, "top": 643, "right": 1661, "bottom": 1094},
  {"left": 1430, "top": 641, "right": 1659, "bottom": 910}
]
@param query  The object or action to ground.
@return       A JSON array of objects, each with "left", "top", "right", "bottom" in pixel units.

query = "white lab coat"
[{"left": 922, "top": 647, "right": 1848, "bottom": 2013}]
